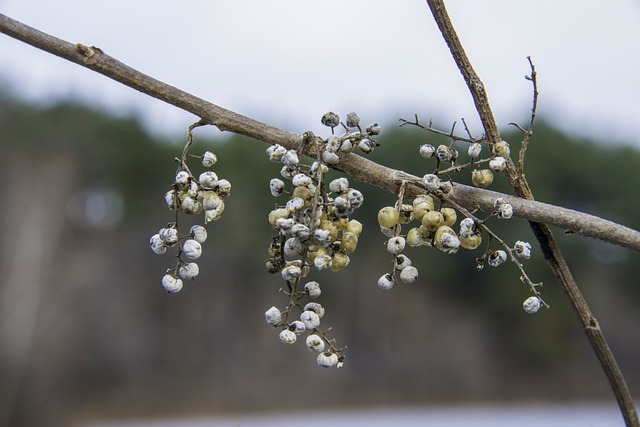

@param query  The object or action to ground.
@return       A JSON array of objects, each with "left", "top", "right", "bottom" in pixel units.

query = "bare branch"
[{"left": 425, "top": 1, "right": 638, "bottom": 425}]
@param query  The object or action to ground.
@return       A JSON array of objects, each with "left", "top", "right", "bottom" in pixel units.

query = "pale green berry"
[
  {"left": 460, "top": 233, "right": 482, "bottom": 250},
  {"left": 493, "top": 140, "right": 511, "bottom": 157},
  {"left": 201, "top": 191, "right": 221, "bottom": 211},
  {"left": 471, "top": 169, "right": 494, "bottom": 188},
  {"left": 378, "top": 206, "right": 400, "bottom": 228},
  {"left": 441, "top": 207, "right": 457, "bottom": 227}
]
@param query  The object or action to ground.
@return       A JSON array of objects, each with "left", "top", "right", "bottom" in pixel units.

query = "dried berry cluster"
[
  {"left": 412, "top": 136, "right": 544, "bottom": 312},
  {"left": 263, "top": 112, "right": 376, "bottom": 367},
  {"left": 149, "top": 129, "right": 231, "bottom": 293}
]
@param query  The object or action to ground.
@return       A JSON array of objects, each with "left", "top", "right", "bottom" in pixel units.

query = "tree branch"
[
  {"left": 426, "top": 1, "right": 638, "bottom": 425},
  {"left": 1, "top": 12, "right": 639, "bottom": 255}
]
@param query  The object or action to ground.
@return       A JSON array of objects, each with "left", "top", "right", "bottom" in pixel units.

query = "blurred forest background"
[{"left": 0, "top": 91, "right": 639, "bottom": 426}]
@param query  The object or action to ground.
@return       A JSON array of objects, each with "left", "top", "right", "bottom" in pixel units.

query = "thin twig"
[{"left": 517, "top": 56, "right": 539, "bottom": 175}]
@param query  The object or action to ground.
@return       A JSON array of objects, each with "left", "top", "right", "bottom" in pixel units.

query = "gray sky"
[{"left": 1, "top": 1, "right": 639, "bottom": 145}]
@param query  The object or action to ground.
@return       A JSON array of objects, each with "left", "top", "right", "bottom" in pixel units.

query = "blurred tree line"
[{"left": 0, "top": 92, "right": 638, "bottom": 426}]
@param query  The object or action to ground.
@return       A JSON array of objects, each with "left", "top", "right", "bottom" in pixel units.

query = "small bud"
[
  {"left": 329, "top": 177, "right": 349, "bottom": 194},
  {"left": 459, "top": 218, "right": 475, "bottom": 238},
  {"left": 386, "top": 236, "right": 406, "bottom": 255},
  {"left": 346, "top": 112, "right": 360, "bottom": 128},
  {"left": 182, "top": 239, "right": 202, "bottom": 260},
  {"left": 497, "top": 203, "right": 513, "bottom": 219},
  {"left": 202, "top": 151, "right": 217, "bottom": 167},
  {"left": 436, "top": 144, "right": 454, "bottom": 163},
  {"left": 175, "top": 171, "right": 190, "bottom": 186},
  {"left": 419, "top": 144, "right": 436, "bottom": 159},
  {"left": 150, "top": 234, "right": 167, "bottom": 254},
  {"left": 290, "top": 320, "right": 306, "bottom": 335},
  {"left": 471, "top": 169, "right": 494, "bottom": 188},
  {"left": 304, "top": 281, "right": 321, "bottom": 298},
  {"left": 468, "top": 143, "right": 482, "bottom": 159},
  {"left": 399, "top": 266, "right": 419, "bottom": 283},
  {"left": 489, "top": 156, "right": 507, "bottom": 172},
  {"left": 515, "top": 241, "right": 532, "bottom": 259},
  {"left": 216, "top": 179, "right": 232, "bottom": 198},
  {"left": 395, "top": 254, "right": 412, "bottom": 270},
  {"left": 523, "top": 296, "right": 541, "bottom": 314},
  {"left": 423, "top": 174, "right": 441, "bottom": 192},
  {"left": 268, "top": 144, "right": 287, "bottom": 162},
  {"left": 159, "top": 227, "right": 179, "bottom": 245},
  {"left": 306, "top": 334, "right": 325, "bottom": 353},
  {"left": 493, "top": 140, "right": 511, "bottom": 157},
  {"left": 198, "top": 171, "right": 218, "bottom": 189},
  {"left": 161, "top": 274, "right": 183, "bottom": 293},
  {"left": 201, "top": 191, "right": 221, "bottom": 211},
  {"left": 358, "top": 139, "right": 375, "bottom": 153},
  {"left": 322, "top": 150, "right": 340, "bottom": 165},
  {"left": 281, "top": 264, "right": 302, "bottom": 281},
  {"left": 283, "top": 150, "right": 300, "bottom": 167},
  {"left": 265, "top": 306, "right": 282, "bottom": 326},
  {"left": 179, "top": 262, "right": 200, "bottom": 279},
  {"left": 317, "top": 352, "right": 339, "bottom": 368},
  {"left": 313, "top": 253, "right": 333, "bottom": 270},
  {"left": 279, "top": 329, "right": 297, "bottom": 344},
  {"left": 300, "top": 311, "right": 321, "bottom": 329},
  {"left": 165, "top": 190, "right": 176, "bottom": 210},
  {"left": 321, "top": 112, "right": 340, "bottom": 128},
  {"left": 378, "top": 273, "right": 395, "bottom": 290},
  {"left": 488, "top": 250, "right": 508, "bottom": 267},
  {"left": 366, "top": 123, "right": 381, "bottom": 135},
  {"left": 180, "top": 196, "right": 202, "bottom": 215}
]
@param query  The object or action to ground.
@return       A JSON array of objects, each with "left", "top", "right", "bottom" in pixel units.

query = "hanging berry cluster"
[
  {"left": 149, "top": 124, "right": 231, "bottom": 293},
  {"left": 386, "top": 123, "right": 546, "bottom": 312},
  {"left": 263, "top": 112, "right": 377, "bottom": 368}
]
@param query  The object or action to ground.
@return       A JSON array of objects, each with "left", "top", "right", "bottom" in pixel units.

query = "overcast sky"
[{"left": 1, "top": 1, "right": 639, "bottom": 146}]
